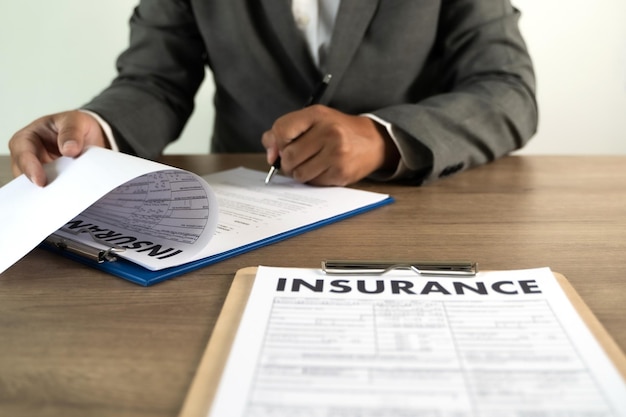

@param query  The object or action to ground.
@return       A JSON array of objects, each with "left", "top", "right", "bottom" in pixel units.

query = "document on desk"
[
  {"left": 0, "top": 148, "right": 391, "bottom": 284},
  {"left": 209, "top": 266, "right": 626, "bottom": 416}
]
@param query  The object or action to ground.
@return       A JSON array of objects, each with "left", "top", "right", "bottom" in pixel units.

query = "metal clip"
[
  {"left": 321, "top": 260, "right": 477, "bottom": 276},
  {"left": 44, "top": 228, "right": 125, "bottom": 263}
]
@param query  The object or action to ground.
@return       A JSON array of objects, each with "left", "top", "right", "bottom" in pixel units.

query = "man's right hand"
[{"left": 9, "top": 110, "right": 108, "bottom": 187}]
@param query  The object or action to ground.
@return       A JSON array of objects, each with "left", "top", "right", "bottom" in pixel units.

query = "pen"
[{"left": 265, "top": 73, "right": 332, "bottom": 184}]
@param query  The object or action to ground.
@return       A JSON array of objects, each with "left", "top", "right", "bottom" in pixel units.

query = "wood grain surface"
[{"left": 1, "top": 154, "right": 625, "bottom": 417}]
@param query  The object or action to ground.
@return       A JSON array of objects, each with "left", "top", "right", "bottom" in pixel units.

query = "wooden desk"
[{"left": 1, "top": 154, "right": 625, "bottom": 417}]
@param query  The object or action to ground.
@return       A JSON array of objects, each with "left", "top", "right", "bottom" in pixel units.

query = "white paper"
[
  {"left": 53, "top": 168, "right": 218, "bottom": 270},
  {"left": 193, "top": 167, "right": 389, "bottom": 263},
  {"left": 49, "top": 167, "right": 388, "bottom": 271},
  {"left": 209, "top": 267, "right": 626, "bottom": 417},
  {"left": 0, "top": 147, "right": 191, "bottom": 274},
  {"left": 0, "top": 149, "right": 389, "bottom": 273}
]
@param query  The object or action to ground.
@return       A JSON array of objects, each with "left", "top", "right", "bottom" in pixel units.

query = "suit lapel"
[
  {"left": 258, "top": 0, "right": 319, "bottom": 88},
  {"left": 324, "top": 0, "right": 379, "bottom": 97}
]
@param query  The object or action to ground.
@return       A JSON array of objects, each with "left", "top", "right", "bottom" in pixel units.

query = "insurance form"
[
  {"left": 208, "top": 267, "right": 626, "bottom": 416},
  {"left": 0, "top": 147, "right": 390, "bottom": 276}
]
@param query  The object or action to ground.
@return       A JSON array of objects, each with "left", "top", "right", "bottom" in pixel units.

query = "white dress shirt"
[{"left": 291, "top": 0, "right": 341, "bottom": 72}]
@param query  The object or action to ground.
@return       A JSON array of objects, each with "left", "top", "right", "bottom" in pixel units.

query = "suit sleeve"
[
  {"left": 372, "top": 1, "right": 538, "bottom": 184},
  {"left": 82, "top": 0, "right": 206, "bottom": 159}
]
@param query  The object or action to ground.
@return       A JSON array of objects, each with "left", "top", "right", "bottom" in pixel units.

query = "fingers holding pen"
[
  {"left": 262, "top": 105, "right": 327, "bottom": 180},
  {"left": 262, "top": 105, "right": 323, "bottom": 159},
  {"left": 262, "top": 105, "right": 396, "bottom": 186}
]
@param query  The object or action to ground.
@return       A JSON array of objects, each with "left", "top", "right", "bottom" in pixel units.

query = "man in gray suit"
[{"left": 9, "top": 0, "right": 537, "bottom": 187}]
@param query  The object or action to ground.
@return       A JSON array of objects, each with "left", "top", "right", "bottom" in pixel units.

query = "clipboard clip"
[
  {"left": 321, "top": 260, "right": 477, "bottom": 277},
  {"left": 44, "top": 228, "right": 125, "bottom": 264}
]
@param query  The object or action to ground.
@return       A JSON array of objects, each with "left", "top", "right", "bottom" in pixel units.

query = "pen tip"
[{"left": 265, "top": 166, "right": 277, "bottom": 185}]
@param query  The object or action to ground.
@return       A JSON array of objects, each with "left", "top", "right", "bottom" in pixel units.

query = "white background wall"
[{"left": 1, "top": 0, "right": 625, "bottom": 156}]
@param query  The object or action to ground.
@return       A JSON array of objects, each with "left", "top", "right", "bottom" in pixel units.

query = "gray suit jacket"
[{"left": 84, "top": 0, "right": 537, "bottom": 184}]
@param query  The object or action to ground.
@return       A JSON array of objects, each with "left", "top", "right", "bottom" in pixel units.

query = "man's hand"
[
  {"left": 9, "top": 110, "right": 108, "bottom": 186},
  {"left": 262, "top": 105, "right": 399, "bottom": 186}
]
